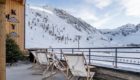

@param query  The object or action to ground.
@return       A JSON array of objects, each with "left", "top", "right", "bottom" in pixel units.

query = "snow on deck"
[
  {"left": 6, "top": 64, "right": 67, "bottom": 80},
  {"left": 6, "top": 64, "right": 42, "bottom": 80}
]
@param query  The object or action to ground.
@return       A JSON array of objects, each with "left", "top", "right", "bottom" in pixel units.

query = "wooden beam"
[
  {"left": 0, "top": 3, "right": 6, "bottom": 80},
  {"left": 21, "top": 0, "right": 25, "bottom": 5},
  {"left": 0, "top": 0, "right": 25, "bottom": 4},
  {"left": 15, "top": 0, "right": 25, "bottom": 5},
  {"left": 0, "top": 0, "right": 6, "bottom": 4}
]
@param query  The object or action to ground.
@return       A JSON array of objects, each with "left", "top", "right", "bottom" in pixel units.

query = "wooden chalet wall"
[
  {"left": 5, "top": 0, "right": 25, "bottom": 51},
  {"left": 0, "top": 2, "right": 6, "bottom": 80},
  {"left": 0, "top": 0, "right": 25, "bottom": 80}
]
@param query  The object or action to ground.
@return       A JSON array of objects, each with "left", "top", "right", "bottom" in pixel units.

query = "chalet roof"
[
  {"left": 0, "top": 0, "right": 25, "bottom": 4},
  {"left": 0, "top": 0, "right": 6, "bottom": 4}
]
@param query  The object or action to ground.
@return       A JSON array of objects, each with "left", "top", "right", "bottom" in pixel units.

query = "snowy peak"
[
  {"left": 102, "top": 24, "right": 140, "bottom": 36},
  {"left": 101, "top": 23, "right": 140, "bottom": 47}
]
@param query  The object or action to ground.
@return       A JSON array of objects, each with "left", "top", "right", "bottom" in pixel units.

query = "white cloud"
[
  {"left": 66, "top": 7, "right": 114, "bottom": 28},
  {"left": 120, "top": 0, "right": 140, "bottom": 16},
  {"left": 64, "top": 1, "right": 119, "bottom": 29},
  {"left": 75, "top": 11, "right": 111, "bottom": 28},
  {"left": 85, "top": 0, "right": 112, "bottom": 9},
  {"left": 76, "top": 10, "right": 99, "bottom": 21},
  {"left": 66, "top": 7, "right": 99, "bottom": 22},
  {"left": 93, "top": 18, "right": 110, "bottom": 28}
]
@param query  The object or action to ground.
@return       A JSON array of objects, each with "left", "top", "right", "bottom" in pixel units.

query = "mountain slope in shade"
[
  {"left": 101, "top": 24, "right": 140, "bottom": 47},
  {"left": 25, "top": 5, "right": 117, "bottom": 48}
]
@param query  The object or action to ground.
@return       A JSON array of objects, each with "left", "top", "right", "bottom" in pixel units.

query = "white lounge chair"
[
  {"left": 36, "top": 51, "right": 48, "bottom": 65},
  {"left": 30, "top": 50, "right": 57, "bottom": 79},
  {"left": 64, "top": 53, "right": 95, "bottom": 80},
  {"left": 52, "top": 52, "right": 67, "bottom": 73},
  {"left": 29, "top": 51, "right": 39, "bottom": 69},
  {"left": 43, "top": 52, "right": 68, "bottom": 80},
  {"left": 30, "top": 51, "right": 48, "bottom": 68},
  {"left": 31, "top": 51, "right": 37, "bottom": 63},
  {"left": 30, "top": 51, "right": 49, "bottom": 75}
]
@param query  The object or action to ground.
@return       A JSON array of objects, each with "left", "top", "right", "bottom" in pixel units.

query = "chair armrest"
[
  {"left": 85, "top": 65, "right": 96, "bottom": 69},
  {"left": 86, "top": 65, "right": 96, "bottom": 77}
]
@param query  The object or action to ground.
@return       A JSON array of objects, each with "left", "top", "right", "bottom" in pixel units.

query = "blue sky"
[{"left": 28, "top": 0, "right": 140, "bottom": 29}]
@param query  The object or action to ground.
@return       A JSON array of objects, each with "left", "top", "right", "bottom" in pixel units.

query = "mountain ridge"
[
  {"left": 26, "top": 5, "right": 116, "bottom": 48},
  {"left": 100, "top": 23, "right": 140, "bottom": 47},
  {"left": 25, "top": 5, "right": 140, "bottom": 48}
]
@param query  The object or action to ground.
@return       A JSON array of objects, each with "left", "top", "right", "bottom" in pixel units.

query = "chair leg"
[
  {"left": 51, "top": 64, "right": 55, "bottom": 80},
  {"left": 90, "top": 77, "right": 93, "bottom": 80},
  {"left": 76, "top": 77, "right": 80, "bottom": 80},
  {"left": 78, "top": 77, "right": 81, "bottom": 80},
  {"left": 68, "top": 75, "right": 73, "bottom": 80},
  {"left": 42, "top": 64, "right": 53, "bottom": 79},
  {"left": 89, "top": 74, "right": 94, "bottom": 80},
  {"left": 43, "top": 64, "right": 52, "bottom": 75},
  {"left": 87, "top": 77, "right": 89, "bottom": 80},
  {"left": 61, "top": 71, "right": 68, "bottom": 80},
  {"left": 67, "top": 67, "right": 69, "bottom": 77}
]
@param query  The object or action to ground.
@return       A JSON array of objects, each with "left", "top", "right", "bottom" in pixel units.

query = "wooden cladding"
[
  {"left": 0, "top": 0, "right": 25, "bottom": 5},
  {"left": 0, "top": 0, "right": 25, "bottom": 80},
  {"left": 0, "top": 3, "right": 6, "bottom": 80},
  {"left": 14, "top": 0, "right": 25, "bottom": 5},
  {"left": 0, "top": 0, "right": 6, "bottom": 4},
  {"left": 5, "top": 0, "right": 25, "bottom": 50}
]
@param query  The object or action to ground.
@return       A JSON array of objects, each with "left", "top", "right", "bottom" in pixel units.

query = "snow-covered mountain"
[
  {"left": 101, "top": 24, "right": 140, "bottom": 47},
  {"left": 25, "top": 5, "right": 140, "bottom": 48},
  {"left": 25, "top": 5, "right": 117, "bottom": 48}
]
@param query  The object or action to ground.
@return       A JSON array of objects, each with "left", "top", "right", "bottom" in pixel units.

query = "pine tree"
[{"left": 6, "top": 35, "right": 24, "bottom": 63}]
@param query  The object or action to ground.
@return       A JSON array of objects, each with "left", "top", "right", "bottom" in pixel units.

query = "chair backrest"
[
  {"left": 31, "top": 51, "right": 38, "bottom": 61},
  {"left": 36, "top": 52, "right": 48, "bottom": 65},
  {"left": 64, "top": 54, "right": 87, "bottom": 77},
  {"left": 51, "top": 52, "right": 66, "bottom": 70}
]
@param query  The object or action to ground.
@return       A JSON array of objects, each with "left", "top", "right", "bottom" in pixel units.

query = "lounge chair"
[
  {"left": 64, "top": 53, "right": 95, "bottom": 80},
  {"left": 30, "top": 50, "right": 50, "bottom": 75},
  {"left": 43, "top": 52, "right": 68, "bottom": 80},
  {"left": 29, "top": 51, "right": 38, "bottom": 69}
]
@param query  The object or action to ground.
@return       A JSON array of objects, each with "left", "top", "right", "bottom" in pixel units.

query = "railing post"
[
  {"left": 72, "top": 48, "right": 74, "bottom": 54},
  {"left": 114, "top": 48, "right": 118, "bottom": 68},
  {"left": 60, "top": 49, "right": 63, "bottom": 60},
  {"left": 46, "top": 49, "right": 48, "bottom": 52},
  {"left": 89, "top": 49, "right": 91, "bottom": 64},
  {"left": 52, "top": 49, "right": 53, "bottom": 52}
]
